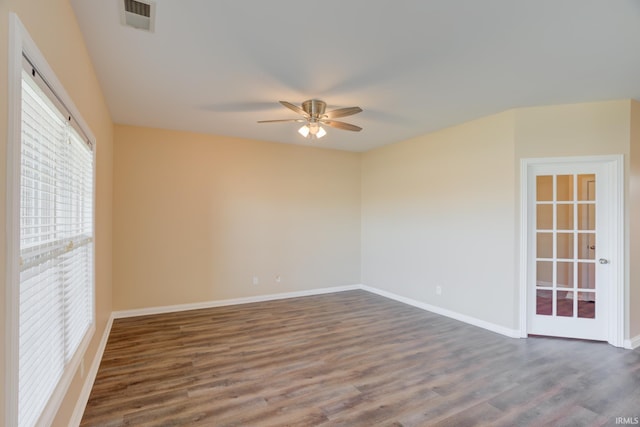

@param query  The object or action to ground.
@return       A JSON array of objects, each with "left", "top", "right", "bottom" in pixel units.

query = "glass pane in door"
[
  {"left": 578, "top": 174, "right": 596, "bottom": 201},
  {"left": 577, "top": 233, "right": 595, "bottom": 259},
  {"left": 557, "top": 204, "right": 573, "bottom": 230},
  {"left": 537, "top": 233, "right": 553, "bottom": 258},
  {"left": 556, "top": 233, "right": 573, "bottom": 259},
  {"left": 556, "top": 175, "right": 573, "bottom": 201},
  {"left": 536, "top": 289, "right": 552, "bottom": 315},
  {"left": 536, "top": 176, "right": 553, "bottom": 201},
  {"left": 556, "top": 291, "right": 574, "bottom": 317},
  {"left": 536, "top": 205, "right": 553, "bottom": 229},
  {"left": 577, "top": 292, "right": 596, "bottom": 319}
]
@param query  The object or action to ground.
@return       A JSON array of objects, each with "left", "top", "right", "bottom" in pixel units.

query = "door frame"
[{"left": 519, "top": 155, "right": 624, "bottom": 347}]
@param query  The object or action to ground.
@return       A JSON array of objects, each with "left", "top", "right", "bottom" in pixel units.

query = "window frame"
[{"left": 6, "top": 13, "right": 97, "bottom": 427}]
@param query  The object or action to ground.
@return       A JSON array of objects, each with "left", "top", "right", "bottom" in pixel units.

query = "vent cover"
[{"left": 120, "top": 0, "right": 155, "bottom": 32}]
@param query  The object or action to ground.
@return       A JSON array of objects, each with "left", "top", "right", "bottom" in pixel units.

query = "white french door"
[{"left": 524, "top": 157, "right": 622, "bottom": 343}]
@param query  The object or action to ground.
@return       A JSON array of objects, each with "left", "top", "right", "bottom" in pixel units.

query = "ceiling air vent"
[{"left": 120, "top": 0, "right": 156, "bottom": 32}]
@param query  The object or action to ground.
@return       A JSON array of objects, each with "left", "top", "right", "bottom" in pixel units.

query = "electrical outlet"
[
  {"left": 436, "top": 286, "right": 442, "bottom": 295},
  {"left": 252, "top": 276, "right": 259, "bottom": 285},
  {"left": 275, "top": 275, "right": 281, "bottom": 283}
]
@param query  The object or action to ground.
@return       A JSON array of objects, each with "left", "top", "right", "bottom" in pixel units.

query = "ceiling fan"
[{"left": 258, "top": 99, "right": 362, "bottom": 139}]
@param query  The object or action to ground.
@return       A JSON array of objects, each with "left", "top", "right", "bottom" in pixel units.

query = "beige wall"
[
  {"left": 113, "top": 125, "right": 361, "bottom": 310},
  {"left": 361, "top": 111, "right": 519, "bottom": 329},
  {"left": 0, "top": 1, "right": 114, "bottom": 425},
  {"left": 630, "top": 100, "right": 640, "bottom": 338},
  {"left": 514, "top": 100, "right": 631, "bottom": 158},
  {"left": 362, "top": 100, "right": 637, "bottom": 337}
]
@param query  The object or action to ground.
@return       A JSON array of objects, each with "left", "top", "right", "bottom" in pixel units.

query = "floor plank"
[{"left": 81, "top": 290, "right": 640, "bottom": 426}]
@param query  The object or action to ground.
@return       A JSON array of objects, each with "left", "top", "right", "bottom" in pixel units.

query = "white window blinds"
[{"left": 19, "top": 61, "right": 94, "bottom": 427}]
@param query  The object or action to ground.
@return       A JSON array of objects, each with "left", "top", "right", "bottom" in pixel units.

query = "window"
[{"left": 7, "top": 15, "right": 96, "bottom": 427}]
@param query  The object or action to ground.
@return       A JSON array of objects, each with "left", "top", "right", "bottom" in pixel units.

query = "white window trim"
[{"left": 5, "top": 13, "right": 97, "bottom": 427}]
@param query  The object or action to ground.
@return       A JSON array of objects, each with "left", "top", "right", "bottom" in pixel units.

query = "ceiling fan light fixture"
[
  {"left": 298, "top": 123, "right": 327, "bottom": 139},
  {"left": 298, "top": 125, "right": 310, "bottom": 138}
]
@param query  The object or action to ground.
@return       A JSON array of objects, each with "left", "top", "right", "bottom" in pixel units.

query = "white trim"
[
  {"left": 69, "top": 314, "right": 114, "bottom": 427},
  {"left": 607, "top": 156, "right": 625, "bottom": 348},
  {"left": 519, "top": 155, "right": 625, "bottom": 347},
  {"left": 519, "top": 158, "right": 529, "bottom": 338},
  {"left": 6, "top": 13, "right": 98, "bottom": 427},
  {"left": 38, "top": 326, "right": 95, "bottom": 427},
  {"left": 113, "top": 284, "right": 522, "bottom": 336},
  {"left": 361, "top": 285, "right": 522, "bottom": 339},
  {"left": 113, "top": 285, "right": 361, "bottom": 319},
  {"left": 5, "top": 13, "right": 24, "bottom": 427},
  {"left": 623, "top": 335, "right": 640, "bottom": 350}
]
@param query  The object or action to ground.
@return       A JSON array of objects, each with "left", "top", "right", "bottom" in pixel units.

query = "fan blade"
[
  {"left": 324, "top": 106, "right": 362, "bottom": 119},
  {"left": 321, "top": 120, "right": 362, "bottom": 132},
  {"left": 257, "top": 119, "right": 305, "bottom": 123},
  {"left": 279, "top": 101, "right": 309, "bottom": 117}
]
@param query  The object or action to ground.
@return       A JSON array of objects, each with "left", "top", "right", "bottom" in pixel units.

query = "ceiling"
[{"left": 69, "top": 0, "right": 640, "bottom": 152}]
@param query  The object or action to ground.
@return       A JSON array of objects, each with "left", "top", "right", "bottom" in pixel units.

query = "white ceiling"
[{"left": 70, "top": 0, "right": 640, "bottom": 152}]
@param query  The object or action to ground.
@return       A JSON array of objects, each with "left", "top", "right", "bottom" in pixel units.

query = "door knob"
[
  {"left": 589, "top": 245, "right": 596, "bottom": 250},
  {"left": 599, "top": 258, "right": 609, "bottom": 264}
]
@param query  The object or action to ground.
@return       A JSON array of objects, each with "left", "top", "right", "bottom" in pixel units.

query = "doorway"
[{"left": 521, "top": 156, "right": 623, "bottom": 346}]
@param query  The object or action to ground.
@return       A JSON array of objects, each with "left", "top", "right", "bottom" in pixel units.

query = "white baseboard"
[
  {"left": 69, "top": 313, "right": 114, "bottom": 427},
  {"left": 361, "top": 285, "right": 522, "bottom": 339},
  {"left": 623, "top": 334, "right": 640, "bottom": 350},
  {"left": 112, "top": 284, "right": 361, "bottom": 319},
  {"left": 112, "top": 283, "right": 522, "bottom": 339}
]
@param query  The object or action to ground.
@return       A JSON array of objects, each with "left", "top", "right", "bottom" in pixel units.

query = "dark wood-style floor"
[{"left": 81, "top": 290, "right": 640, "bottom": 426}]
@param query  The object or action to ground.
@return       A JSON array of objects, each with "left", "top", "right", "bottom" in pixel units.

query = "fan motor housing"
[{"left": 302, "top": 99, "right": 326, "bottom": 118}]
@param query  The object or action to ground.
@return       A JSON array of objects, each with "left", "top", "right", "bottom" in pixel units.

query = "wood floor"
[{"left": 81, "top": 290, "right": 640, "bottom": 426}]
